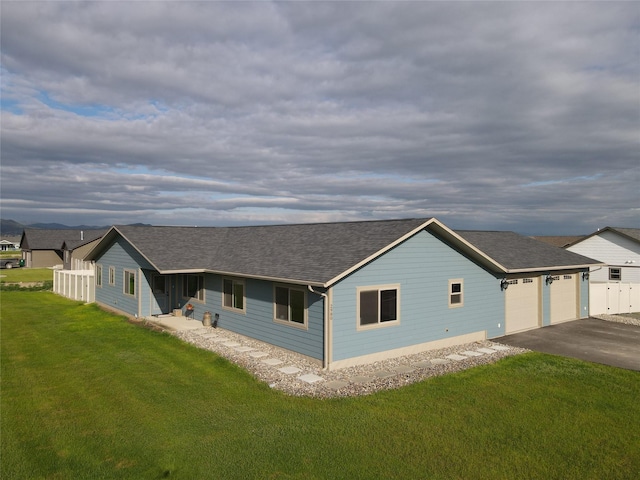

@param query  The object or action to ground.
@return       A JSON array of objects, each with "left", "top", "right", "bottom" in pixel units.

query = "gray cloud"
[{"left": 1, "top": 1, "right": 638, "bottom": 234}]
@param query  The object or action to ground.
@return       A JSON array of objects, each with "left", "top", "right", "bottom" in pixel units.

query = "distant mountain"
[
  {"left": 0, "top": 219, "right": 26, "bottom": 236},
  {"left": 0, "top": 219, "right": 151, "bottom": 237},
  {"left": 28, "top": 222, "right": 108, "bottom": 230}
]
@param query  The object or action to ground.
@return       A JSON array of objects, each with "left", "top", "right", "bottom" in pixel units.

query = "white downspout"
[{"left": 308, "top": 285, "right": 330, "bottom": 371}]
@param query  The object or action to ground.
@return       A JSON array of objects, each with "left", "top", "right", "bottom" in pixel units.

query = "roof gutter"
[{"left": 308, "top": 285, "right": 330, "bottom": 371}]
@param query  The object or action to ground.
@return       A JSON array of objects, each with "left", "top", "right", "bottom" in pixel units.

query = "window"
[
  {"left": 124, "top": 270, "right": 136, "bottom": 296},
  {"left": 609, "top": 268, "right": 621, "bottom": 281},
  {"left": 223, "top": 277, "right": 245, "bottom": 312},
  {"left": 448, "top": 279, "right": 463, "bottom": 308},
  {"left": 109, "top": 266, "right": 115, "bottom": 285},
  {"left": 274, "top": 285, "right": 307, "bottom": 327},
  {"left": 182, "top": 274, "right": 204, "bottom": 302},
  {"left": 95, "top": 264, "right": 103, "bottom": 287},
  {"left": 357, "top": 285, "right": 400, "bottom": 328}
]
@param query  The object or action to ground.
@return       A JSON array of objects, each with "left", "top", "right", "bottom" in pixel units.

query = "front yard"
[{"left": 2, "top": 291, "right": 639, "bottom": 479}]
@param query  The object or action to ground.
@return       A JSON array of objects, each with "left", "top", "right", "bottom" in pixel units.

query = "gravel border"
[
  {"left": 591, "top": 313, "right": 640, "bottom": 327},
  {"left": 173, "top": 327, "right": 528, "bottom": 398}
]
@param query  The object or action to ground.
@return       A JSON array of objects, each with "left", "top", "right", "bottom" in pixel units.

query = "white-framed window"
[
  {"left": 109, "top": 266, "right": 115, "bottom": 285},
  {"left": 448, "top": 279, "right": 463, "bottom": 308},
  {"left": 357, "top": 284, "right": 400, "bottom": 329},
  {"left": 182, "top": 274, "right": 205, "bottom": 302},
  {"left": 223, "top": 277, "right": 245, "bottom": 313},
  {"left": 274, "top": 285, "right": 307, "bottom": 328},
  {"left": 124, "top": 269, "right": 136, "bottom": 296},
  {"left": 95, "top": 264, "right": 103, "bottom": 287},
  {"left": 609, "top": 268, "right": 621, "bottom": 281}
]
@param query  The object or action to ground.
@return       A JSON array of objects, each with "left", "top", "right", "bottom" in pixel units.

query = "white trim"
[
  {"left": 356, "top": 283, "right": 401, "bottom": 330},
  {"left": 182, "top": 273, "right": 205, "bottom": 303},
  {"left": 327, "top": 331, "right": 486, "bottom": 371},
  {"left": 222, "top": 276, "right": 246, "bottom": 314},
  {"left": 325, "top": 219, "right": 437, "bottom": 286},
  {"left": 273, "top": 284, "right": 308, "bottom": 330},
  {"left": 448, "top": 278, "right": 464, "bottom": 308},
  {"left": 123, "top": 269, "right": 136, "bottom": 297}
]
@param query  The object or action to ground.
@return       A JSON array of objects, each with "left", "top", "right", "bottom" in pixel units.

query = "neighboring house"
[
  {"left": 54, "top": 229, "right": 108, "bottom": 303},
  {"left": 0, "top": 238, "right": 20, "bottom": 251},
  {"left": 533, "top": 235, "right": 584, "bottom": 248},
  {"left": 566, "top": 227, "right": 640, "bottom": 315},
  {"left": 20, "top": 229, "right": 69, "bottom": 268},
  {"left": 84, "top": 218, "right": 598, "bottom": 370},
  {"left": 20, "top": 228, "right": 106, "bottom": 302}
]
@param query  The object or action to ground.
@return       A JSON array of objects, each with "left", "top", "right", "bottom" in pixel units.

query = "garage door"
[
  {"left": 505, "top": 277, "right": 540, "bottom": 334},
  {"left": 550, "top": 274, "right": 578, "bottom": 324}
]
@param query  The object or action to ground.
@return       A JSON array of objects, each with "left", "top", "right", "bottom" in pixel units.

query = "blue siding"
[
  {"left": 331, "top": 230, "right": 504, "bottom": 361},
  {"left": 94, "top": 238, "right": 154, "bottom": 317},
  {"left": 195, "top": 275, "right": 325, "bottom": 360},
  {"left": 579, "top": 271, "right": 589, "bottom": 318},
  {"left": 94, "top": 234, "right": 325, "bottom": 360}
]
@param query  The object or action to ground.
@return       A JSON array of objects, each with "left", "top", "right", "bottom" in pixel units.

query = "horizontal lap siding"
[
  {"left": 94, "top": 238, "right": 154, "bottom": 317},
  {"left": 202, "top": 275, "right": 324, "bottom": 360},
  {"left": 331, "top": 230, "right": 503, "bottom": 362}
]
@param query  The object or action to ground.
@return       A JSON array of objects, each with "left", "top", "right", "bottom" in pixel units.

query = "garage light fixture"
[
  {"left": 500, "top": 278, "right": 509, "bottom": 291},
  {"left": 545, "top": 275, "right": 554, "bottom": 285},
  {"left": 582, "top": 271, "right": 590, "bottom": 281}
]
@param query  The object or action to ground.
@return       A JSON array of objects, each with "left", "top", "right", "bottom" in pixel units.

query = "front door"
[{"left": 152, "top": 275, "right": 169, "bottom": 315}]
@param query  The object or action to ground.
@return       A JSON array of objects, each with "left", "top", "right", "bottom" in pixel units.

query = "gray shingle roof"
[
  {"left": 603, "top": 227, "right": 640, "bottom": 243},
  {"left": 113, "top": 218, "right": 432, "bottom": 285},
  {"left": 565, "top": 226, "right": 640, "bottom": 248},
  {"left": 89, "top": 219, "right": 601, "bottom": 286},
  {"left": 454, "top": 230, "right": 601, "bottom": 271},
  {"left": 21, "top": 228, "right": 106, "bottom": 251}
]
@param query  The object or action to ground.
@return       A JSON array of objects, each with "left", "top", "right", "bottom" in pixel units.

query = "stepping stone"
[
  {"left": 262, "top": 358, "right": 283, "bottom": 366},
  {"left": 278, "top": 366, "right": 301, "bottom": 375},
  {"left": 477, "top": 348, "right": 497, "bottom": 354},
  {"left": 431, "top": 358, "right": 450, "bottom": 364},
  {"left": 350, "top": 375, "right": 373, "bottom": 384},
  {"left": 413, "top": 360, "right": 432, "bottom": 368},
  {"left": 298, "top": 373, "right": 324, "bottom": 384},
  {"left": 462, "top": 350, "right": 483, "bottom": 357},
  {"left": 392, "top": 366, "right": 415, "bottom": 374},
  {"left": 211, "top": 337, "right": 229, "bottom": 343},
  {"left": 374, "top": 370, "right": 395, "bottom": 378},
  {"left": 222, "top": 341, "right": 241, "bottom": 347},
  {"left": 491, "top": 345, "right": 510, "bottom": 351},
  {"left": 325, "top": 380, "right": 349, "bottom": 390},
  {"left": 235, "top": 346, "right": 255, "bottom": 352},
  {"left": 446, "top": 354, "right": 468, "bottom": 361},
  {"left": 249, "top": 351, "right": 269, "bottom": 358}
]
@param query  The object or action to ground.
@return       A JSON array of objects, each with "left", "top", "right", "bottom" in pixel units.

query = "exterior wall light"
[
  {"left": 582, "top": 271, "right": 590, "bottom": 281},
  {"left": 545, "top": 275, "right": 554, "bottom": 285},
  {"left": 500, "top": 278, "right": 509, "bottom": 291}
]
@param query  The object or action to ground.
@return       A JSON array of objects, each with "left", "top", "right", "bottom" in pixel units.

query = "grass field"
[
  {"left": 2, "top": 291, "right": 639, "bottom": 479},
  {"left": 0, "top": 267, "right": 53, "bottom": 283}
]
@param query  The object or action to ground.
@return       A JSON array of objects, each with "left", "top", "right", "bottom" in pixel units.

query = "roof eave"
[
  {"left": 427, "top": 221, "right": 509, "bottom": 273},
  {"left": 505, "top": 262, "right": 606, "bottom": 274},
  {"left": 324, "top": 218, "right": 438, "bottom": 287},
  {"left": 159, "top": 268, "right": 325, "bottom": 287}
]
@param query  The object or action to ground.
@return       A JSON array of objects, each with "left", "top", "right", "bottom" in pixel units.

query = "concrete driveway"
[{"left": 495, "top": 318, "right": 640, "bottom": 371}]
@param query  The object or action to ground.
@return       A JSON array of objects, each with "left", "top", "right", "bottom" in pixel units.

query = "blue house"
[{"left": 84, "top": 218, "right": 599, "bottom": 370}]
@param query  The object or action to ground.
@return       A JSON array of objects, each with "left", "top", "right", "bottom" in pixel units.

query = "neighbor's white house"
[{"left": 566, "top": 227, "right": 640, "bottom": 315}]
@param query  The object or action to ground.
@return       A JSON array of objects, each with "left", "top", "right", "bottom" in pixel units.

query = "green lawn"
[
  {"left": 2, "top": 291, "right": 639, "bottom": 479},
  {"left": 0, "top": 267, "right": 53, "bottom": 283}
]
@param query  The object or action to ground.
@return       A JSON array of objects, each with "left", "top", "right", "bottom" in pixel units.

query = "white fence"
[
  {"left": 590, "top": 282, "right": 639, "bottom": 315},
  {"left": 53, "top": 269, "right": 95, "bottom": 303}
]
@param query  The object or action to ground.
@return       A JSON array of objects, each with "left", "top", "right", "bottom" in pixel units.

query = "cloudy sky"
[{"left": 1, "top": 1, "right": 638, "bottom": 234}]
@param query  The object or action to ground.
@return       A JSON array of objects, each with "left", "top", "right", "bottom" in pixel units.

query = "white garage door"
[
  {"left": 550, "top": 274, "right": 578, "bottom": 324},
  {"left": 505, "top": 277, "right": 540, "bottom": 334}
]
